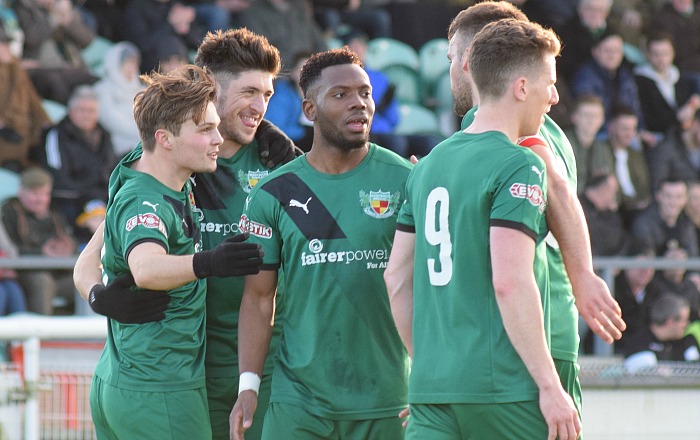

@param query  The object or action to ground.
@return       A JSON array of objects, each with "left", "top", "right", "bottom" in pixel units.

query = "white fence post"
[{"left": 23, "top": 337, "right": 39, "bottom": 440}]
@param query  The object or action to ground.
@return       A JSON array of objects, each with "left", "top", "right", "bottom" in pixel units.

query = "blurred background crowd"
[{"left": 0, "top": 0, "right": 699, "bottom": 360}]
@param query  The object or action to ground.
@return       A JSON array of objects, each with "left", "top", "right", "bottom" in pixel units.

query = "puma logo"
[
  {"left": 531, "top": 166, "right": 544, "bottom": 182},
  {"left": 142, "top": 201, "right": 159, "bottom": 212},
  {"left": 289, "top": 197, "right": 312, "bottom": 214}
]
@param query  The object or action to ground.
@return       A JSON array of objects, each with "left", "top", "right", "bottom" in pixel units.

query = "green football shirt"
[
  {"left": 95, "top": 156, "right": 206, "bottom": 392},
  {"left": 241, "top": 144, "right": 411, "bottom": 419},
  {"left": 194, "top": 139, "right": 284, "bottom": 378},
  {"left": 113, "top": 142, "right": 285, "bottom": 379},
  {"left": 462, "top": 111, "right": 580, "bottom": 362},
  {"left": 397, "top": 130, "right": 549, "bottom": 404}
]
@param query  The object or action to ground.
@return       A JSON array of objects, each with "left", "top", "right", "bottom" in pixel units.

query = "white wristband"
[{"left": 238, "top": 372, "right": 261, "bottom": 396}]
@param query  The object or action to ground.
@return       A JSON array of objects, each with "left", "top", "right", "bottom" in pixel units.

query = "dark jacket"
[
  {"left": 42, "top": 116, "right": 116, "bottom": 205},
  {"left": 623, "top": 326, "right": 700, "bottom": 362},
  {"left": 615, "top": 272, "right": 662, "bottom": 353},
  {"left": 645, "top": 128, "right": 700, "bottom": 191},
  {"left": 580, "top": 194, "right": 628, "bottom": 257},
  {"left": 634, "top": 70, "right": 698, "bottom": 134},
  {"left": 632, "top": 203, "right": 698, "bottom": 257},
  {"left": 572, "top": 60, "right": 644, "bottom": 130}
]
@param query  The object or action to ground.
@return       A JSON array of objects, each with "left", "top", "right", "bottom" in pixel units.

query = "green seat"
[
  {"left": 0, "top": 168, "right": 20, "bottom": 203},
  {"left": 80, "top": 36, "right": 114, "bottom": 77},
  {"left": 42, "top": 99, "right": 67, "bottom": 123},
  {"left": 383, "top": 65, "right": 421, "bottom": 104},
  {"left": 418, "top": 39, "right": 449, "bottom": 100},
  {"left": 395, "top": 103, "right": 440, "bottom": 136},
  {"left": 327, "top": 37, "right": 344, "bottom": 49},
  {"left": 365, "top": 37, "right": 420, "bottom": 71},
  {"left": 433, "top": 71, "right": 454, "bottom": 111}
]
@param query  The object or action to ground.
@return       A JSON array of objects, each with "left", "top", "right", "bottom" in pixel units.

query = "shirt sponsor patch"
[
  {"left": 125, "top": 213, "right": 167, "bottom": 238},
  {"left": 239, "top": 214, "right": 272, "bottom": 239},
  {"left": 509, "top": 183, "right": 545, "bottom": 211}
]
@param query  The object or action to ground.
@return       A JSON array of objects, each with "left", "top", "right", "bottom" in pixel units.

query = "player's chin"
[{"left": 199, "top": 158, "right": 218, "bottom": 173}]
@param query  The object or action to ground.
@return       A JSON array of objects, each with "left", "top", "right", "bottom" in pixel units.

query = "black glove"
[
  {"left": 0, "top": 126, "right": 22, "bottom": 144},
  {"left": 192, "top": 233, "right": 263, "bottom": 278},
  {"left": 89, "top": 273, "right": 170, "bottom": 324},
  {"left": 256, "top": 119, "right": 304, "bottom": 169}
]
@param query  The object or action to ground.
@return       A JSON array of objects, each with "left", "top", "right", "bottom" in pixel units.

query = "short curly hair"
[{"left": 298, "top": 48, "right": 362, "bottom": 99}]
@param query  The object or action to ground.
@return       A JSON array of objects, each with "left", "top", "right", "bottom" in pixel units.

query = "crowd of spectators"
[{"left": 0, "top": 0, "right": 698, "bottom": 361}]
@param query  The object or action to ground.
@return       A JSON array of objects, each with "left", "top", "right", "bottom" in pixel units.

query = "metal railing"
[{"left": 0, "top": 316, "right": 105, "bottom": 440}]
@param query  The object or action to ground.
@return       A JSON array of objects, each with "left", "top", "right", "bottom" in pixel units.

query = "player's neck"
[
  {"left": 306, "top": 141, "right": 369, "bottom": 174},
  {"left": 219, "top": 139, "right": 243, "bottom": 159},
  {"left": 136, "top": 153, "right": 191, "bottom": 192},
  {"left": 465, "top": 103, "right": 519, "bottom": 143}
]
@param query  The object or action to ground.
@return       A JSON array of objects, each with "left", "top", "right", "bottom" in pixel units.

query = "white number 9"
[{"left": 425, "top": 187, "right": 452, "bottom": 286}]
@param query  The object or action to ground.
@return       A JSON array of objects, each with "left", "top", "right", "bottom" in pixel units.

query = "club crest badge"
[
  {"left": 238, "top": 169, "right": 269, "bottom": 193},
  {"left": 360, "top": 190, "right": 400, "bottom": 219}
]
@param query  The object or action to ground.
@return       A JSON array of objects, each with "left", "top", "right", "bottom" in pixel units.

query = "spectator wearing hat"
[
  {"left": 93, "top": 42, "right": 145, "bottom": 158},
  {"left": 74, "top": 199, "right": 105, "bottom": 250},
  {"left": 0, "top": 167, "right": 76, "bottom": 315}
]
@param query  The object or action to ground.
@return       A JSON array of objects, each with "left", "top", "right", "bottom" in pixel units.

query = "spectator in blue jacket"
[{"left": 265, "top": 52, "right": 314, "bottom": 151}]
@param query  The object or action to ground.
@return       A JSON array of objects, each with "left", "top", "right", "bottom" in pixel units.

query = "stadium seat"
[
  {"left": 433, "top": 71, "right": 454, "bottom": 111},
  {"left": 0, "top": 168, "right": 20, "bottom": 203},
  {"left": 383, "top": 65, "right": 421, "bottom": 104},
  {"left": 395, "top": 103, "right": 441, "bottom": 136},
  {"left": 327, "top": 37, "right": 344, "bottom": 49},
  {"left": 418, "top": 39, "right": 449, "bottom": 100},
  {"left": 80, "top": 36, "right": 114, "bottom": 77},
  {"left": 623, "top": 42, "right": 646, "bottom": 66},
  {"left": 42, "top": 99, "right": 67, "bottom": 123},
  {"left": 364, "top": 37, "right": 420, "bottom": 72}
]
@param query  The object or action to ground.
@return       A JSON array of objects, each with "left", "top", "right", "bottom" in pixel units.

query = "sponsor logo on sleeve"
[
  {"left": 509, "top": 183, "right": 545, "bottom": 212},
  {"left": 239, "top": 214, "right": 272, "bottom": 239},
  {"left": 125, "top": 213, "right": 168, "bottom": 238}
]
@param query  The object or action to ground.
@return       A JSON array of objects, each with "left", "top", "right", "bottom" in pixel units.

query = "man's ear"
[
  {"left": 155, "top": 129, "right": 172, "bottom": 150},
  {"left": 513, "top": 77, "right": 528, "bottom": 102},
  {"left": 462, "top": 47, "right": 470, "bottom": 74},
  {"left": 302, "top": 98, "right": 316, "bottom": 122}
]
